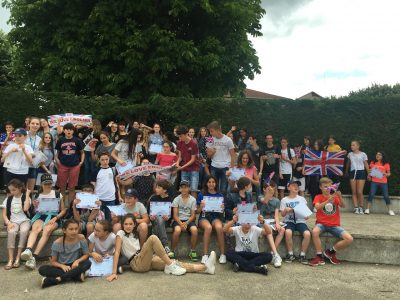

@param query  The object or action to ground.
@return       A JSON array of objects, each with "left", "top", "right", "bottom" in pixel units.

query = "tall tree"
[
  {"left": 4, "top": 0, "right": 265, "bottom": 99},
  {"left": 0, "top": 30, "right": 13, "bottom": 86}
]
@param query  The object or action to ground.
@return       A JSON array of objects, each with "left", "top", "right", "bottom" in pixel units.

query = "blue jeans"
[
  {"left": 84, "top": 151, "right": 96, "bottom": 184},
  {"left": 315, "top": 224, "right": 346, "bottom": 238},
  {"left": 368, "top": 182, "right": 390, "bottom": 205},
  {"left": 210, "top": 166, "right": 229, "bottom": 194},
  {"left": 226, "top": 250, "right": 272, "bottom": 273},
  {"left": 181, "top": 171, "right": 200, "bottom": 191}
]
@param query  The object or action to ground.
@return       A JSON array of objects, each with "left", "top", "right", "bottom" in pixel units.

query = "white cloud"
[
  {"left": 246, "top": 0, "right": 400, "bottom": 98},
  {"left": 0, "top": 6, "right": 11, "bottom": 32}
]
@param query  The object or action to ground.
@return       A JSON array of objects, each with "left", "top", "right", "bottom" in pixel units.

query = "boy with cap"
[
  {"left": 176, "top": 126, "right": 200, "bottom": 198},
  {"left": 280, "top": 180, "right": 311, "bottom": 264},
  {"left": 55, "top": 123, "right": 84, "bottom": 205},
  {"left": 171, "top": 180, "right": 199, "bottom": 261},
  {"left": 1, "top": 128, "right": 33, "bottom": 186},
  {"left": 309, "top": 177, "right": 353, "bottom": 266},
  {"left": 112, "top": 188, "right": 149, "bottom": 247}
]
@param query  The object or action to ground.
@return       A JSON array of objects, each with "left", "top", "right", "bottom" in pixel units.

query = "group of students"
[{"left": 0, "top": 117, "right": 393, "bottom": 288}]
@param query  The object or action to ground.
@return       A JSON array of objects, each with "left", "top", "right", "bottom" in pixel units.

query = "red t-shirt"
[
  {"left": 369, "top": 162, "right": 390, "bottom": 184},
  {"left": 177, "top": 139, "right": 200, "bottom": 172},
  {"left": 313, "top": 194, "right": 341, "bottom": 227},
  {"left": 156, "top": 152, "right": 177, "bottom": 167}
]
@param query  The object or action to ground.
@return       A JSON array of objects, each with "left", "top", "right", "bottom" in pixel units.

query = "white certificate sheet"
[
  {"left": 150, "top": 202, "right": 171, "bottom": 217},
  {"left": 228, "top": 168, "right": 246, "bottom": 181},
  {"left": 370, "top": 168, "right": 384, "bottom": 179},
  {"left": 76, "top": 192, "right": 100, "bottom": 209},
  {"left": 237, "top": 203, "right": 257, "bottom": 213},
  {"left": 203, "top": 196, "right": 224, "bottom": 213},
  {"left": 108, "top": 205, "right": 126, "bottom": 216},
  {"left": 31, "top": 150, "right": 48, "bottom": 168},
  {"left": 293, "top": 201, "right": 313, "bottom": 219},
  {"left": 88, "top": 257, "right": 113, "bottom": 277},
  {"left": 149, "top": 144, "right": 162, "bottom": 154},
  {"left": 37, "top": 198, "right": 60, "bottom": 213},
  {"left": 116, "top": 160, "right": 135, "bottom": 174},
  {"left": 238, "top": 210, "right": 260, "bottom": 225}
]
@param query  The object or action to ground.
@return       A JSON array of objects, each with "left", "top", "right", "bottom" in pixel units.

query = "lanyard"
[{"left": 29, "top": 133, "right": 37, "bottom": 151}]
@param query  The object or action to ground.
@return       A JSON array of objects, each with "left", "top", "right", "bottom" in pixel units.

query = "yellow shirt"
[{"left": 326, "top": 144, "right": 342, "bottom": 152}]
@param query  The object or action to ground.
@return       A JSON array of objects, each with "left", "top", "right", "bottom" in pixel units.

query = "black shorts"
[
  {"left": 278, "top": 174, "right": 292, "bottom": 190},
  {"left": 285, "top": 222, "right": 310, "bottom": 235},
  {"left": 171, "top": 220, "right": 197, "bottom": 234},
  {"left": 349, "top": 170, "right": 366, "bottom": 180}
]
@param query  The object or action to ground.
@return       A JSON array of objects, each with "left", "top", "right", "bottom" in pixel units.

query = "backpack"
[{"left": 6, "top": 193, "right": 35, "bottom": 220}]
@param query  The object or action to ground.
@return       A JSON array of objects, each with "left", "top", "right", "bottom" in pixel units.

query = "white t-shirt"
[
  {"left": 3, "top": 143, "right": 34, "bottom": 174},
  {"left": 232, "top": 225, "right": 262, "bottom": 253},
  {"left": 25, "top": 133, "right": 42, "bottom": 152},
  {"left": 280, "top": 195, "right": 308, "bottom": 224},
  {"left": 88, "top": 232, "right": 116, "bottom": 256},
  {"left": 94, "top": 168, "right": 116, "bottom": 202},
  {"left": 347, "top": 152, "right": 368, "bottom": 171},
  {"left": 171, "top": 195, "right": 197, "bottom": 220},
  {"left": 115, "top": 140, "right": 139, "bottom": 166},
  {"left": 279, "top": 148, "right": 295, "bottom": 175},
  {"left": 8, "top": 196, "right": 31, "bottom": 224},
  {"left": 117, "top": 230, "right": 140, "bottom": 259},
  {"left": 209, "top": 135, "right": 234, "bottom": 168}
]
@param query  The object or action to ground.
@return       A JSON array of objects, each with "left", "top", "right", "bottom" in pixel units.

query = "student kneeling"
[{"left": 224, "top": 214, "right": 272, "bottom": 275}]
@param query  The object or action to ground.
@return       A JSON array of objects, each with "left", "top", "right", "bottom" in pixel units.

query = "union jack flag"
[{"left": 304, "top": 150, "right": 346, "bottom": 176}]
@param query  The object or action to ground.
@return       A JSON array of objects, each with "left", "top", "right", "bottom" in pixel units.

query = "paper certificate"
[
  {"left": 203, "top": 196, "right": 224, "bottom": 213},
  {"left": 150, "top": 202, "right": 171, "bottom": 217},
  {"left": 370, "top": 168, "right": 384, "bottom": 179},
  {"left": 88, "top": 257, "right": 113, "bottom": 277},
  {"left": 108, "top": 205, "right": 126, "bottom": 216},
  {"left": 238, "top": 210, "right": 259, "bottom": 225},
  {"left": 149, "top": 144, "right": 162, "bottom": 154},
  {"left": 31, "top": 150, "right": 48, "bottom": 168},
  {"left": 228, "top": 168, "right": 246, "bottom": 181},
  {"left": 237, "top": 203, "right": 257, "bottom": 213},
  {"left": 76, "top": 193, "right": 100, "bottom": 209},
  {"left": 293, "top": 201, "right": 313, "bottom": 219},
  {"left": 116, "top": 160, "right": 135, "bottom": 174},
  {"left": 37, "top": 198, "right": 60, "bottom": 213}
]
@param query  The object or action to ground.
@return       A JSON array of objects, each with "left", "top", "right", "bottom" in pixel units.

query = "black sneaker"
[
  {"left": 41, "top": 277, "right": 59, "bottom": 288},
  {"left": 254, "top": 265, "right": 268, "bottom": 275},
  {"left": 232, "top": 262, "right": 240, "bottom": 272},
  {"left": 284, "top": 254, "right": 296, "bottom": 263},
  {"left": 299, "top": 255, "right": 308, "bottom": 265}
]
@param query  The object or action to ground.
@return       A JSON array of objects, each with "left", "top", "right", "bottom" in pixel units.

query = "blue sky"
[{"left": 1, "top": 1, "right": 400, "bottom": 98}]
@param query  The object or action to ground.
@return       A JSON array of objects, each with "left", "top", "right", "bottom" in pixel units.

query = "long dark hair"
[
  {"left": 202, "top": 175, "right": 220, "bottom": 194},
  {"left": 121, "top": 214, "right": 139, "bottom": 238},
  {"left": 372, "top": 151, "right": 388, "bottom": 165},
  {"left": 122, "top": 128, "right": 141, "bottom": 160},
  {"left": 62, "top": 219, "right": 79, "bottom": 251}
]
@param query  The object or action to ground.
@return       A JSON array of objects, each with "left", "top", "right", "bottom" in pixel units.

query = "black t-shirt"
[
  {"left": 249, "top": 146, "right": 261, "bottom": 170},
  {"left": 261, "top": 145, "right": 279, "bottom": 174},
  {"left": 133, "top": 175, "right": 156, "bottom": 205},
  {"left": 56, "top": 136, "right": 84, "bottom": 167}
]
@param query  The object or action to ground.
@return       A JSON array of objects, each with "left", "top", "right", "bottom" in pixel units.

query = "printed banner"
[
  {"left": 48, "top": 113, "right": 92, "bottom": 128},
  {"left": 119, "top": 164, "right": 174, "bottom": 181}
]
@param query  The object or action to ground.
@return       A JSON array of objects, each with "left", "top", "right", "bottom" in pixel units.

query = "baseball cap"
[
  {"left": 14, "top": 128, "right": 27, "bottom": 136},
  {"left": 125, "top": 188, "right": 139, "bottom": 198},
  {"left": 287, "top": 180, "right": 301, "bottom": 187},
  {"left": 179, "top": 180, "right": 190, "bottom": 188},
  {"left": 41, "top": 173, "right": 53, "bottom": 184}
]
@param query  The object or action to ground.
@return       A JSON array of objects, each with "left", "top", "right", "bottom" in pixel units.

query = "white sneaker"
[
  {"left": 218, "top": 254, "right": 227, "bottom": 264},
  {"left": 164, "top": 261, "right": 186, "bottom": 276},
  {"left": 388, "top": 210, "right": 395, "bottom": 216},
  {"left": 201, "top": 255, "right": 209, "bottom": 264},
  {"left": 272, "top": 254, "right": 282, "bottom": 268},
  {"left": 21, "top": 249, "right": 33, "bottom": 261},
  {"left": 359, "top": 208, "right": 364, "bottom": 215},
  {"left": 118, "top": 266, "right": 123, "bottom": 274},
  {"left": 25, "top": 256, "right": 36, "bottom": 270},
  {"left": 354, "top": 208, "right": 359, "bottom": 214},
  {"left": 364, "top": 209, "right": 370, "bottom": 215},
  {"left": 204, "top": 251, "right": 216, "bottom": 275}
]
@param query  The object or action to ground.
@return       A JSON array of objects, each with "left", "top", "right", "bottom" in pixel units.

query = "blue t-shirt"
[
  {"left": 197, "top": 192, "right": 224, "bottom": 220},
  {"left": 56, "top": 136, "right": 83, "bottom": 167}
]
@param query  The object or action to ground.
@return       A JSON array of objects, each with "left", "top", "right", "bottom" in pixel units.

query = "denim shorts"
[
  {"left": 181, "top": 171, "right": 200, "bottom": 191},
  {"left": 285, "top": 222, "right": 310, "bottom": 235},
  {"left": 315, "top": 223, "right": 346, "bottom": 238},
  {"left": 349, "top": 170, "right": 366, "bottom": 180}
]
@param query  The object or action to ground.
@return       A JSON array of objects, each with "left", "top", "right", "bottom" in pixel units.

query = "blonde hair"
[{"left": 319, "top": 177, "right": 333, "bottom": 186}]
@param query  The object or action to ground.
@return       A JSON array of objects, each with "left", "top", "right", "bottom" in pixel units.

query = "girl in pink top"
[
  {"left": 366, "top": 151, "right": 394, "bottom": 215},
  {"left": 155, "top": 141, "right": 178, "bottom": 183},
  {"left": 227, "top": 150, "right": 260, "bottom": 193}
]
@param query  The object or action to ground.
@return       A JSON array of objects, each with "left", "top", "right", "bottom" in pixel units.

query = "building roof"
[
  {"left": 297, "top": 91, "right": 323, "bottom": 100},
  {"left": 244, "top": 88, "right": 288, "bottom": 100}
]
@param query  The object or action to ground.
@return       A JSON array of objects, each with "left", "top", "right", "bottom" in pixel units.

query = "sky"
[{"left": 1, "top": 1, "right": 400, "bottom": 99}]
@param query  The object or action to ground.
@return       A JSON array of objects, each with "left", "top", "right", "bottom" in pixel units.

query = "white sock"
[
  {"left": 300, "top": 251, "right": 305, "bottom": 257},
  {"left": 288, "top": 251, "right": 293, "bottom": 255}
]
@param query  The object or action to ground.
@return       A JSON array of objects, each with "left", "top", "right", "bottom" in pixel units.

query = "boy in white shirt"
[{"left": 280, "top": 180, "right": 311, "bottom": 264}]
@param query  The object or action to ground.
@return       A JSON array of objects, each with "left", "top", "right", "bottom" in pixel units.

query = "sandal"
[
  {"left": 4, "top": 261, "right": 13, "bottom": 270},
  {"left": 13, "top": 260, "right": 20, "bottom": 268}
]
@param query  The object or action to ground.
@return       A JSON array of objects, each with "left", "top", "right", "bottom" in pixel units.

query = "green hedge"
[{"left": 1, "top": 88, "right": 399, "bottom": 195}]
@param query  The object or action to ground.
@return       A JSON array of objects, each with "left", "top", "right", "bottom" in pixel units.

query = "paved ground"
[{"left": 0, "top": 261, "right": 399, "bottom": 300}]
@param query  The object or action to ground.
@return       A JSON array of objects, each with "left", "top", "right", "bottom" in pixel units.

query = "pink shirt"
[{"left": 156, "top": 152, "right": 177, "bottom": 167}]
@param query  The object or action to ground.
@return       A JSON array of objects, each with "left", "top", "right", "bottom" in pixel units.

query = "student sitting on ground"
[{"left": 309, "top": 177, "right": 353, "bottom": 266}]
